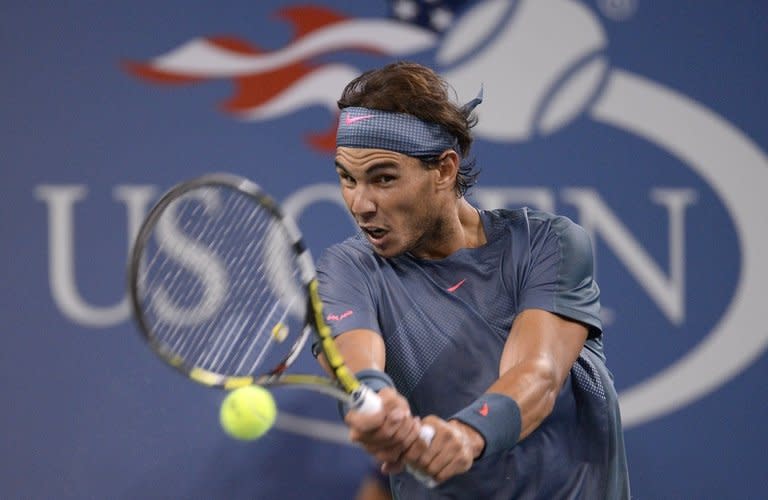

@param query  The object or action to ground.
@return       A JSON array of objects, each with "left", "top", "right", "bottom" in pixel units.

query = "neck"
[
  {"left": 457, "top": 198, "right": 487, "bottom": 248},
  {"left": 410, "top": 198, "right": 486, "bottom": 260}
]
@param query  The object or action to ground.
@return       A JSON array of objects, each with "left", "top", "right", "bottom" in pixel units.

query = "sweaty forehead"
[{"left": 335, "top": 147, "right": 415, "bottom": 172}]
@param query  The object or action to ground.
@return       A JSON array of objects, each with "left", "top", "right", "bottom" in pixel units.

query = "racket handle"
[{"left": 351, "top": 385, "right": 383, "bottom": 414}]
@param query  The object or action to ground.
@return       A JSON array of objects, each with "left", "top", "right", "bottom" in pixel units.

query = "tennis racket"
[{"left": 128, "top": 172, "right": 435, "bottom": 486}]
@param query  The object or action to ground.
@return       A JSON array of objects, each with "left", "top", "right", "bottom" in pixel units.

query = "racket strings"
[
  {"left": 138, "top": 185, "right": 305, "bottom": 378},
  {"left": 202, "top": 189, "right": 299, "bottom": 374},
  {"left": 164, "top": 192, "right": 231, "bottom": 356},
  {"left": 158, "top": 190, "right": 234, "bottom": 360}
]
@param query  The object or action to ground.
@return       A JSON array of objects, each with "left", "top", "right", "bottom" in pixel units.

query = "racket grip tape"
[{"left": 351, "top": 385, "right": 383, "bottom": 414}]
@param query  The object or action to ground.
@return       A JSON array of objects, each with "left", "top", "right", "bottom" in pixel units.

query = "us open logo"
[{"left": 38, "top": 0, "right": 767, "bottom": 434}]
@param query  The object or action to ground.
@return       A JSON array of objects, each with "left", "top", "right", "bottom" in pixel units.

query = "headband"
[{"left": 335, "top": 87, "right": 484, "bottom": 157}]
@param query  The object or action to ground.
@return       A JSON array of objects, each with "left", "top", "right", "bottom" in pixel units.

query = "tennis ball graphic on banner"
[{"left": 439, "top": 0, "right": 609, "bottom": 141}]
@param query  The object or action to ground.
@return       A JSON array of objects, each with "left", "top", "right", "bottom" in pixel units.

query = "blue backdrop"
[{"left": 2, "top": 1, "right": 767, "bottom": 498}]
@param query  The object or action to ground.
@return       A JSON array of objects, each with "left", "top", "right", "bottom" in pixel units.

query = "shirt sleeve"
[
  {"left": 315, "top": 242, "right": 382, "bottom": 339},
  {"left": 517, "top": 213, "right": 603, "bottom": 337}
]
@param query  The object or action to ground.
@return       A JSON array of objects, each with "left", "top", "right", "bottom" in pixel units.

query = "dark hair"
[{"left": 337, "top": 61, "right": 480, "bottom": 196}]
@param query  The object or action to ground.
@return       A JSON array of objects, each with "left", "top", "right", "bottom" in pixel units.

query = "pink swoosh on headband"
[{"left": 344, "top": 114, "right": 375, "bottom": 125}]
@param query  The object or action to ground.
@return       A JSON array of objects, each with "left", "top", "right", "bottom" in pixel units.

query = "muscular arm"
[
  {"left": 319, "top": 295, "right": 589, "bottom": 485},
  {"left": 491, "top": 308, "right": 588, "bottom": 439},
  {"left": 406, "top": 308, "right": 588, "bottom": 482},
  {"left": 326, "top": 328, "right": 386, "bottom": 372}
]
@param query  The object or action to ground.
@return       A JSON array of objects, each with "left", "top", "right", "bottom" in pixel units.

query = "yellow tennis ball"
[{"left": 219, "top": 386, "right": 277, "bottom": 440}]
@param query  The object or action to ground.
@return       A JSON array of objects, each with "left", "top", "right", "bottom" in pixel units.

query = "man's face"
[{"left": 335, "top": 147, "right": 445, "bottom": 258}]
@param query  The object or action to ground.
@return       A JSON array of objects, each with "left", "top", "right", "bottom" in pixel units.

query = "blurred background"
[{"left": 2, "top": 1, "right": 766, "bottom": 498}]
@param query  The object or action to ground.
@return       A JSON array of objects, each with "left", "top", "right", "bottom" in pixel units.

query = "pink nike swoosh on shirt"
[
  {"left": 344, "top": 114, "right": 375, "bottom": 125},
  {"left": 446, "top": 279, "right": 466, "bottom": 292},
  {"left": 478, "top": 401, "right": 489, "bottom": 417}
]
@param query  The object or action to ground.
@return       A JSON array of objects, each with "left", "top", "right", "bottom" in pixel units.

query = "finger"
[
  {"left": 353, "top": 414, "right": 420, "bottom": 455},
  {"left": 414, "top": 419, "right": 462, "bottom": 475},
  {"left": 360, "top": 416, "right": 411, "bottom": 448},
  {"left": 350, "top": 428, "right": 396, "bottom": 451},
  {"left": 390, "top": 412, "right": 422, "bottom": 449},
  {"left": 365, "top": 432, "right": 412, "bottom": 461},
  {"left": 370, "top": 442, "right": 406, "bottom": 464},
  {"left": 370, "top": 416, "right": 422, "bottom": 461},
  {"left": 425, "top": 449, "right": 458, "bottom": 480},
  {"left": 381, "top": 461, "right": 405, "bottom": 475},
  {"left": 378, "top": 388, "right": 411, "bottom": 415},
  {"left": 432, "top": 451, "right": 474, "bottom": 483},
  {"left": 347, "top": 404, "right": 407, "bottom": 439},
  {"left": 409, "top": 416, "right": 446, "bottom": 466},
  {"left": 426, "top": 427, "right": 475, "bottom": 482},
  {"left": 345, "top": 408, "right": 385, "bottom": 434},
  {"left": 402, "top": 432, "right": 429, "bottom": 464}
]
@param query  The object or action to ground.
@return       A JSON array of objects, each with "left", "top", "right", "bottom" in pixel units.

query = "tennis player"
[{"left": 315, "top": 61, "right": 630, "bottom": 499}]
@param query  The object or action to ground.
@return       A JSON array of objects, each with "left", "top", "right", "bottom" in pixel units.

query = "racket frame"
[{"left": 128, "top": 173, "right": 369, "bottom": 407}]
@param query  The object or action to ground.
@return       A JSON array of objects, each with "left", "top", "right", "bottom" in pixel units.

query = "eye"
[
  {"left": 337, "top": 171, "right": 356, "bottom": 186},
  {"left": 375, "top": 175, "right": 396, "bottom": 186}
]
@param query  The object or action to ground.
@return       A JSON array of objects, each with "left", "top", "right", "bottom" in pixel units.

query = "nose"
[{"left": 347, "top": 185, "right": 376, "bottom": 220}]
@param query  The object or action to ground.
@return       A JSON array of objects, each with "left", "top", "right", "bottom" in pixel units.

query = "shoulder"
[
  {"left": 319, "top": 233, "right": 367, "bottom": 259},
  {"left": 488, "top": 207, "right": 595, "bottom": 278},
  {"left": 485, "top": 207, "right": 588, "bottom": 245},
  {"left": 490, "top": 208, "right": 601, "bottom": 335},
  {"left": 317, "top": 233, "right": 380, "bottom": 274},
  {"left": 529, "top": 209, "right": 592, "bottom": 253}
]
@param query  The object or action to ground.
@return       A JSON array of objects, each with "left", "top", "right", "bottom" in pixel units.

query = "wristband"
[
  {"left": 450, "top": 393, "right": 521, "bottom": 458},
  {"left": 355, "top": 369, "right": 395, "bottom": 393}
]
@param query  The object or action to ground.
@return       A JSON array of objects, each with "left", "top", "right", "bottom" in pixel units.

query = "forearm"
[
  {"left": 448, "top": 360, "right": 560, "bottom": 459},
  {"left": 316, "top": 328, "right": 386, "bottom": 374},
  {"left": 452, "top": 310, "right": 587, "bottom": 457},
  {"left": 486, "top": 356, "right": 561, "bottom": 440}
]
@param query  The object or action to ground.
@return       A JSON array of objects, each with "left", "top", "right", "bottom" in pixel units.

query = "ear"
[{"left": 434, "top": 150, "right": 460, "bottom": 193}]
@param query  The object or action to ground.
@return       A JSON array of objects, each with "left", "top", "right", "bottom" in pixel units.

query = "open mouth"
[{"left": 361, "top": 226, "right": 388, "bottom": 241}]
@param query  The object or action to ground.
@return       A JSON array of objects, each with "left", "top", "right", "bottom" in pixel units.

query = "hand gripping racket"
[{"left": 128, "top": 173, "right": 436, "bottom": 487}]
